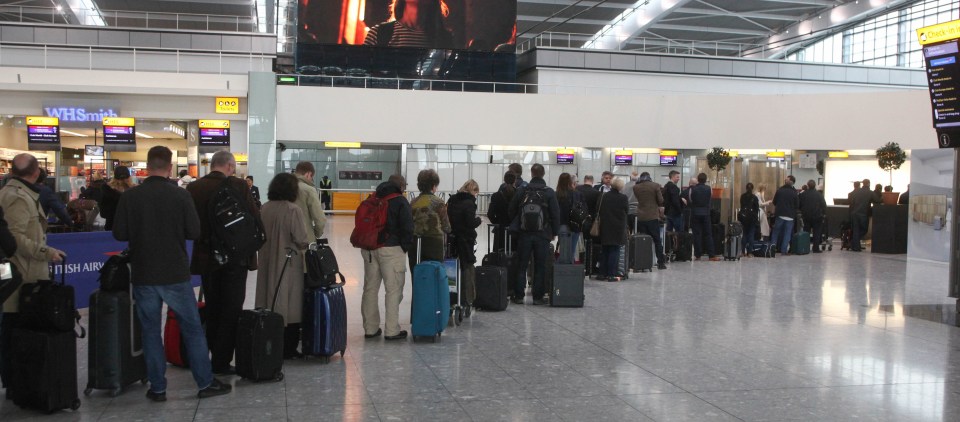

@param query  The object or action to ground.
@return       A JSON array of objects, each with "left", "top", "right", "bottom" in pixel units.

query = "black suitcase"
[
  {"left": 11, "top": 328, "right": 82, "bottom": 413},
  {"left": 302, "top": 285, "right": 348, "bottom": 363},
  {"left": 85, "top": 289, "right": 146, "bottom": 397},
  {"left": 672, "top": 232, "right": 693, "bottom": 262},
  {"left": 584, "top": 239, "right": 602, "bottom": 276},
  {"left": 474, "top": 266, "right": 509, "bottom": 311},
  {"left": 711, "top": 224, "right": 725, "bottom": 258},
  {"left": 630, "top": 234, "right": 654, "bottom": 273},
  {"left": 549, "top": 264, "right": 584, "bottom": 307},
  {"left": 235, "top": 250, "right": 293, "bottom": 382},
  {"left": 19, "top": 260, "right": 80, "bottom": 332}
]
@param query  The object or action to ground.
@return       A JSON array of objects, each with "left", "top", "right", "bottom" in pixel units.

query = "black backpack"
[
  {"left": 98, "top": 250, "right": 131, "bottom": 292},
  {"left": 520, "top": 187, "right": 547, "bottom": 232},
  {"left": 567, "top": 198, "right": 588, "bottom": 232},
  {"left": 208, "top": 178, "right": 266, "bottom": 266},
  {"left": 305, "top": 239, "right": 346, "bottom": 289}
]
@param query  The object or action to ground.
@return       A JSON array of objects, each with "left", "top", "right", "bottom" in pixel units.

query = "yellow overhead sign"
[
  {"left": 614, "top": 150, "right": 632, "bottom": 156},
  {"left": 556, "top": 148, "right": 575, "bottom": 154},
  {"left": 324, "top": 141, "right": 362, "bottom": 148},
  {"left": 26, "top": 116, "right": 59, "bottom": 126},
  {"left": 767, "top": 151, "right": 786, "bottom": 159},
  {"left": 233, "top": 153, "right": 248, "bottom": 162},
  {"left": 828, "top": 151, "right": 849, "bottom": 158},
  {"left": 215, "top": 97, "right": 240, "bottom": 114},
  {"left": 917, "top": 19, "right": 960, "bottom": 46},
  {"left": 659, "top": 150, "right": 678, "bottom": 156},
  {"left": 103, "top": 117, "right": 135, "bottom": 126},
  {"left": 199, "top": 119, "right": 230, "bottom": 129}
]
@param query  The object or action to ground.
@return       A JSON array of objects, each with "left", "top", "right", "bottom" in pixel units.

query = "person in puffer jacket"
[{"left": 407, "top": 169, "right": 451, "bottom": 280}]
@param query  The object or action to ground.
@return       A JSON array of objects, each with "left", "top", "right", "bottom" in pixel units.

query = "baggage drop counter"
[{"left": 46, "top": 231, "right": 201, "bottom": 309}]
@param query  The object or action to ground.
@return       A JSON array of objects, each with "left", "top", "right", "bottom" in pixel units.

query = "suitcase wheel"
[
  {"left": 110, "top": 388, "right": 122, "bottom": 398},
  {"left": 83, "top": 388, "right": 92, "bottom": 397},
  {"left": 71, "top": 398, "right": 81, "bottom": 411},
  {"left": 275, "top": 372, "right": 285, "bottom": 382}
]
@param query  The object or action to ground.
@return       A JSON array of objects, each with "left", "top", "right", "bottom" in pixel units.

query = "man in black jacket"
[
  {"left": 663, "top": 170, "right": 683, "bottom": 232},
  {"left": 771, "top": 178, "right": 799, "bottom": 254},
  {"left": 508, "top": 164, "right": 561, "bottom": 305},
  {"left": 689, "top": 173, "right": 719, "bottom": 261},
  {"left": 576, "top": 175, "right": 599, "bottom": 217},
  {"left": 849, "top": 178, "right": 876, "bottom": 252},
  {"left": 799, "top": 180, "right": 827, "bottom": 253},
  {"left": 360, "top": 175, "right": 414, "bottom": 340},
  {"left": 113, "top": 146, "right": 230, "bottom": 401}
]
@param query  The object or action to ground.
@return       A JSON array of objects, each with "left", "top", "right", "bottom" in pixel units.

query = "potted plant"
[
  {"left": 876, "top": 142, "right": 906, "bottom": 205},
  {"left": 706, "top": 146, "right": 732, "bottom": 198}
]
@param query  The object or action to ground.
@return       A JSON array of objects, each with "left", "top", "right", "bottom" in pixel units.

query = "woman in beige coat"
[{"left": 255, "top": 173, "right": 311, "bottom": 359}]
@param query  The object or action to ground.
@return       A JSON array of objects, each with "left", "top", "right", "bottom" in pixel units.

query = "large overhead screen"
[
  {"left": 297, "top": 0, "right": 517, "bottom": 52},
  {"left": 919, "top": 19, "right": 960, "bottom": 148}
]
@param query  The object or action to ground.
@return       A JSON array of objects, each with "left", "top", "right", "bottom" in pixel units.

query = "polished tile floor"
[{"left": 2, "top": 216, "right": 959, "bottom": 421}]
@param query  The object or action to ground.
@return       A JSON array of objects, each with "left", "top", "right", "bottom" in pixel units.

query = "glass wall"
[{"left": 785, "top": 0, "right": 960, "bottom": 68}]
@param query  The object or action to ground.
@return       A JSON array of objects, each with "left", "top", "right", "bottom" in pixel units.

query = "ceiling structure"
[{"left": 517, "top": 0, "right": 917, "bottom": 56}]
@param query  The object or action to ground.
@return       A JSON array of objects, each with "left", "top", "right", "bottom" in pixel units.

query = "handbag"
[{"left": 589, "top": 193, "right": 605, "bottom": 238}]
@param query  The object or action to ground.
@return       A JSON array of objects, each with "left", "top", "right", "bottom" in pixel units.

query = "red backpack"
[{"left": 350, "top": 193, "right": 401, "bottom": 250}]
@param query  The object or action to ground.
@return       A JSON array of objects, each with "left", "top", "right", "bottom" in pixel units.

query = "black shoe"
[
  {"left": 198, "top": 378, "right": 231, "bottom": 399},
  {"left": 145, "top": 389, "right": 167, "bottom": 402},
  {"left": 657, "top": 263, "right": 667, "bottom": 270},
  {"left": 463, "top": 306, "right": 472, "bottom": 318},
  {"left": 385, "top": 330, "right": 408, "bottom": 341},
  {"left": 511, "top": 297, "right": 524, "bottom": 305},
  {"left": 283, "top": 351, "right": 304, "bottom": 360},
  {"left": 532, "top": 299, "right": 546, "bottom": 306},
  {"left": 212, "top": 365, "right": 236, "bottom": 376},
  {"left": 364, "top": 328, "right": 382, "bottom": 339}
]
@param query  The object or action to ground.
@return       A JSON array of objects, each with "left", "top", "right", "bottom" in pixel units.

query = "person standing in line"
[
  {"left": 770, "top": 177, "right": 799, "bottom": 255},
  {"left": 361, "top": 175, "right": 414, "bottom": 341},
  {"left": 898, "top": 185, "right": 910, "bottom": 205},
  {"left": 186, "top": 151, "right": 260, "bottom": 375},
  {"left": 756, "top": 184, "right": 772, "bottom": 240},
  {"left": 408, "top": 169, "right": 451, "bottom": 281},
  {"left": 35, "top": 169, "right": 71, "bottom": 226},
  {"left": 596, "top": 178, "right": 628, "bottom": 281},
  {"left": 624, "top": 171, "right": 639, "bottom": 233},
  {"left": 595, "top": 171, "right": 613, "bottom": 193},
  {"left": 100, "top": 166, "right": 135, "bottom": 231},
  {"left": 255, "top": 173, "right": 311, "bottom": 359},
  {"left": 293, "top": 162, "right": 327, "bottom": 240},
  {"left": 319, "top": 175, "right": 333, "bottom": 215},
  {"left": 508, "top": 164, "right": 561, "bottom": 303},
  {"left": 555, "top": 172, "right": 584, "bottom": 264},
  {"left": 487, "top": 172, "right": 516, "bottom": 254},
  {"left": 849, "top": 179, "right": 875, "bottom": 252},
  {"left": 576, "top": 175, "right": 598, "bottom": 215},
  {"left": 739, "top": 183, "right": 760, "bottom": 256},
  {"left": 446, "top": 179, "right": 482, "bottom": 316},
  {"left": 112, "top": 146, "right": 230, "bottom": 401},
  {"left": 663, "top": 170, "right": 684, "bottom": 233},
  {"left": 0, "top": 153, "right": 66, "bottom": 396},
  {"left": 799, "top": 180, "right": 827, "bottom": 253},
  {"left": 509, "top": 163, "right": 528, "bottom": 189},
  {"left": 690, "top": 173, "right": 720, "bottom": 261},
  {"left": 245, "top": 176, "right": 262, "bottom": 209},
  {"left": 633, "top": 172, "right": 666, "bottom": 270}
]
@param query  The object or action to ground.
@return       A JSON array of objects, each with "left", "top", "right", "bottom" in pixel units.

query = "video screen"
[
  {"left": 199, "top": 128, "right": 230, "bottom": 146},
  {"left": 659, "top": 154, "right": 677, "bottom": 166},
  {"left": 557, "top": 153, "right": 574, "bottom": 165},
  {"left": 85, "top": 145, "right": 104, "bottom": 156},
  {"left": 298, "top": 0, "right": 517, "bottom": 52},
  {"left": 614, "top": 154, "right": 633, "bottom": 166}
]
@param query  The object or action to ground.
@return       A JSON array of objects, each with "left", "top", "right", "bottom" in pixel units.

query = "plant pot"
[
  {"left": 711, "top": 188, "right": 724, "bottom": 199},
  {"left": 882, "top": 192, "right": 899, "bottom": 205}
]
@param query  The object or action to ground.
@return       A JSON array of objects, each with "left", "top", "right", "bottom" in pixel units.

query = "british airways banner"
[{"left": 47, "top": 232, "right": 201, "bottom": 309}]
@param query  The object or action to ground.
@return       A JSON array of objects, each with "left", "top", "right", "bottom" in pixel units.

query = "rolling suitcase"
[
  {"left": 164, "top": 290, "right": 206, "bottom": 368},
  {"left": 19, "top": 259, "right": 80, "bottom": 332},
  {"left": 444, "top": 258, "right": 464, "bottom": 326},
  {"left": 673, "top": 232, "right": 693, "bottom": 262},
  {"left": 10, "top": 328, "right": 82, "bottom": 413},
  {"left": 791, "top": 231, "right": 811, "bottom": 255},
  {"left": 550, "top": 264, "right": 584, "bottom": 307},
  {"left": 724, "top": 235, "right": 742, "bottom": 261},
  {"left": 475, "top": 227, "right": 509, "bottom": 311},
  {"left": 411, "top": 238, "right": 450, "bottom": 342},
  {"left": 85, "top": 289, "right": 146, "bottom": 397},
  {"left": 630, "top": 232, "right": 654, "bottom": 273},
  {"left": 302, "top": 284, "right": 348, "bottom": 363},
  {"left": 235, "top": 249, "right": 294, "bottom": 382},
  {"left": 557, "top": 231, "right": 575, "bottom": 264},
  {"left": 616, "top": 241, "right": 630, "bottom": 280},
  {"left": 585, "top": 239, "right": 603, "bottom": 276},
  {"left": 711, "top": 224, "right": 725, "bottom": 258}
]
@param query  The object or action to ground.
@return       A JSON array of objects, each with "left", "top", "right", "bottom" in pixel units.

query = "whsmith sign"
[{"left": 42, "top": 102, "right": 121, "bottom": 127}]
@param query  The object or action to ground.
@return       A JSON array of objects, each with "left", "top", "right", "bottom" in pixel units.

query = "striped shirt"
[{"left": 363, "top": 21, "right": 439, "bottom": 48}]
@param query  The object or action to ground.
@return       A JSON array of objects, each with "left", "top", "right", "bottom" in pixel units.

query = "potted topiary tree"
[
  {"left": 876, "top": 142, "right": 906, "bottom": 205},
  {"left": 706, "top": 146, "right": 732, "bottom": 198}
]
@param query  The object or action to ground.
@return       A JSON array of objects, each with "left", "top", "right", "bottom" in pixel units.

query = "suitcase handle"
[
  {"left": 270, "top": 248, "right": 297, "bottom": 312},
  {"left": 129, "top": 287, "right": 144, "bottom": 357}
]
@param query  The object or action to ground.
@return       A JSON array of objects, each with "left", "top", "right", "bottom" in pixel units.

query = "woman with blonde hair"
[
  {"left": 446, "top": 179, "right": 482, "bottom": 316},
  {"left": 100, "top": 166, "right": 136, "bottom": 230},
  {"left": 756, "top": 184, "right": 772, "bottom": 240}
]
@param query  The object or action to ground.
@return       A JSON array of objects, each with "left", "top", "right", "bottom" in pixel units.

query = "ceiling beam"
[
  {"left": 584, "top": 0, "right": 698, "bottom": 50},
  {"left": 519, "top": 0, "right": 630, "bottom": 9},
  {"left": 694, "top": 0, "right": 774, "bottom": 32},
  {"left": 518, "top": 14, "right": 612, "bottom": 26},
  {"left": 671, "top": 7, "right": 798, "bottom": 21},
  {"left": 756, "top": 0, "right": 836, "bottom": 6},
  {"left": 651, "top": 23, "right": 771, "bottom": 36}
]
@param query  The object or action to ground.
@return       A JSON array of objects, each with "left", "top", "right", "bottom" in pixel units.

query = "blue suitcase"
[
  {"left": 411, "top": 261, "right": 450, "bottom": 342},
  {"left": 302, "top": 285, "right": 347, "bottom": 363}
]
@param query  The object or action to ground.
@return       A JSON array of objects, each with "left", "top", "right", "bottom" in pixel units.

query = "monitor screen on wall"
[
  {"left": 557, "top": 153, "right": 574, "bottom": 165},
  {"left": 297, "top": 0, "right": 517, "bottom": 52},
  {"left": 614, "top": 153, "right": 633, "bottom": 166},
  {"left": 659, "top": 154, "right": 677, "bottom": 166}
]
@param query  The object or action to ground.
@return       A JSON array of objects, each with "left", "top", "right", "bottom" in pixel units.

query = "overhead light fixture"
[
  {"left": 324, "top": 141, "right": 362, "bottom": 148},
  {"left": 828, "top": 151, "right": 849, "bottom": 158},
  {"left": 60, "top": 129, "right": 88, "bottom": 137},
  {"left": 56, "top": 5, "right": 63, "bottom": 11},
  {"left": 136, "top": 132, "right": 154, "bottom": 139}
]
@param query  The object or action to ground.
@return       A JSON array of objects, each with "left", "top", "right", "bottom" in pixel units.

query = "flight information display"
[
  {"left": 199, "top": 120, "right": 231, "bottom": 151},
  {"left": 923, "top": 40, "right": 960, "bottom": 130},
  {"left": 26, "top": 116, "right": 60, "bottom": 151},
  {"left": 103, "top": 117, "right": 136, "bottom": 152}
]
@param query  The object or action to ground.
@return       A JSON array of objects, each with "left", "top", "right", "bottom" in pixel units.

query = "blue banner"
[{"left": 47, "top": 232, "right": 201, "bottom": 309}]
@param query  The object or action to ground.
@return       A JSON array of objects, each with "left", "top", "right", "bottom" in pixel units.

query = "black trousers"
[
  {"left": 284, "top": 323, "right": 301, "bottom": 358},
  {"left": 0, "top": 313, "right": 20, "bottom": 389},
  {"left": 804, "top": 219, "right": 824, "bottom": 252},
  {"left": 201, "top": 264, "right": 248, "bottom": 371}
]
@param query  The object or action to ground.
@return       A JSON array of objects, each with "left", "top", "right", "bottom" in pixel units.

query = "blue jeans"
[
  {"left": 771, "top": 218, "right": 795, "bottom": 254},
  {"left": 557, "top": 225, "right": 580, "bottom": 265},
  {"left": 666, "top": 215, "right": 684, "bottom": 233},
  {"left": 515, "top": 235, "right": 548, "bottom": 299},
  {"left": 134, "top": 281, "right": 213, "bottom": 393},
  {"left": 742, "top": 223, "right": 757, "bottom": 254},
  {"left": 602, "top": 245, "right": 621, "bottom": 277}
]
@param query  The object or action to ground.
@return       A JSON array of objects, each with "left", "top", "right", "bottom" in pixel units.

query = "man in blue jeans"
[
  {"left": 113, "top": 146, "right": 231, "bottom": 402},
  {"left": 771, "top": 177, "right": 799, "bottom": 254},
  {"left": 508, "top": 163, "right": 561, "bottom": 305}
]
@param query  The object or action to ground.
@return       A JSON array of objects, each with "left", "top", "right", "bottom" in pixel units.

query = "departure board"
[{"left": 923, "top": 40, "right": 960, "bottom": 130}]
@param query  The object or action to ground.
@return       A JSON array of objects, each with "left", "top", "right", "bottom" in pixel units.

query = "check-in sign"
[{"left": 215, "top": 97, "right": 239, "bottom": 114}]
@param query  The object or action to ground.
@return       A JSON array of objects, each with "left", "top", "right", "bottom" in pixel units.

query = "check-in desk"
[{"left": 871, "top": 204, "right": 908, "bottom": 254}]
